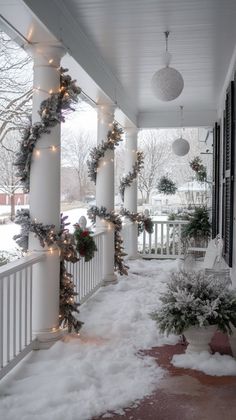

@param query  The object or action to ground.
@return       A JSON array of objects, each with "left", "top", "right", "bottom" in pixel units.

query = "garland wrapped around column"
[
  {"left": 87, "top": 206, "right": 129, "bottom": 275},
  {"left": 120, "top": 208, "right": 154, "bottom": 236},
  {"left": 119, "top": 151, "right": 144, "bottom": 201},
  {"left": 87, "top": 122, "right": 124, "bottom": 184},
  {"left": 14, "top": 67, "right": 81, "bottom": 192},
  {"left": 14, "top": 210, "right": 83, "bottom": 333}
]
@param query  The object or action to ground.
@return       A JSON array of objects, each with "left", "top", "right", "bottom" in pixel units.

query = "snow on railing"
[
  {"left": 65, "top": 229, "right": 105, "bottom": 304},
  {"left": 139, "top": 220, "right": 188, "bottom": 258},
  {"left": 0, "top": 253, "right": 45, "bottom": 380}
]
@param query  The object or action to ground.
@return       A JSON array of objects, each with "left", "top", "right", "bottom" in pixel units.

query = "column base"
[
  {"left": 102, "top": 273, "right": 118, "bottom": 286},
  {"left": 127, "top": 253, "right": 141, "bottom": 260},
  {"left": 33, "top": 327, "right": 65, "bottom": 350}
]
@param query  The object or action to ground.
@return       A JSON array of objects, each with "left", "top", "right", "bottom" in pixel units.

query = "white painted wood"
[
  {"left": 140, "top": 220, "right": 188, "bottom": 258},
  {"left": 0, "top": 254, "right": 44, "bottom": 380},
  {"left": 65, "top": 230, "right": 105, "bottom": 304},
  {"left": 96, "top": 104, "right": 117, "bottom": 284}
]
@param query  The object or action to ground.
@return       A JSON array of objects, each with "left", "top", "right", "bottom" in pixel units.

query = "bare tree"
[
  {"left": 61, "top": 129, "right": 96, "bottom": 201},
  {"left": 138, "top": 130, "right": 172, "bottom": 203},
  {"left": 0, "top": 134, "right": 22, "bottom": 219},
  {"left": 0, "top": 31, "right": 33, "bottom": 147}
]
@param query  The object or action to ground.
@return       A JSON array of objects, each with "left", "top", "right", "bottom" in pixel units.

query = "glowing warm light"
[
  {"left": 35, "top": 150, "right": 40, "bottom": 156},
  {"left": 49, "top": 59, "right": 54, "bottom": 64},
  {"left": 49, "top": 89, "right": 53, "bottom": 94},
  {"left": 49, "top": 248, "right": 53, "bottom": 254},
  {"left": 51, "top": 145, "right": 57, "bottom": 152}
]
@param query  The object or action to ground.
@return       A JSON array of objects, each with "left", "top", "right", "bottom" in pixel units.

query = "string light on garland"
[
  {"left": 14, "top": 67, "right": 81, "bottom": 192},
  {"left": 87, "top": 206, "right": 128, "bottom": 275},
  {"left": 119, "top": 151, "right": 144, "bottom": 201},
  {"left": 120, "top": 208, "right": 154, "bottom": 236},
  {"left": 13, "top": 210, "right": 83, "bottom": 333},
  {"left": 87, "top": 122, "right": 124, "bottom": 184}
]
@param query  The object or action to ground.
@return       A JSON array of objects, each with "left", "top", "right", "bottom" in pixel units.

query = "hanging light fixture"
[
  {"left": 172, "top": 106, "right": 190, "bottom": 156},
  {"left": 151, "top": 31, "right": 184, "bottom": 101}
]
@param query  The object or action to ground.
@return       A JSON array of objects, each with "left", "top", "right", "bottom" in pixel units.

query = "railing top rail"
[
  {"left": 152, "top": 220, "right": 189, "bottom": 225},
  {"left": 91, "top": 228, "right": 106, "bottom": 237},
  {"left": 0, "top": 253, "right": 45, "bottom": 279}
]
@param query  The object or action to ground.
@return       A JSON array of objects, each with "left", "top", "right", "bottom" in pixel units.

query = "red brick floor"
[{"left": 93, "top": 332, "right": 236, "bottom": 420}]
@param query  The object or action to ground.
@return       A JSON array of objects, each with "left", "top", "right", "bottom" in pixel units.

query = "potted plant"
[
  {"left": 151, "top": 271, "right": 236, "bottom": 353},
  {"left": 182, "top": 206, "right": 211, "bottom": 248}
]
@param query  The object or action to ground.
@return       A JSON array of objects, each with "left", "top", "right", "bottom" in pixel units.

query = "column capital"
[
  {"left": 27, "top": 42, "right": 65, "bottom": 67},
  {"left": 97, "top": 103, "right": 116, "bottom": 119},
  {"left": 125, "top": 126, "right": 139, "bottom": 136}
]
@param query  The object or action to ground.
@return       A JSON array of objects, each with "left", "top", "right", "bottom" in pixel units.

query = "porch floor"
[
  {"left": 1, "top": 259, "right": 236, "bottom": 420},
  {"left": 94, "top": 332, "right": 236, "bottom": 420}
]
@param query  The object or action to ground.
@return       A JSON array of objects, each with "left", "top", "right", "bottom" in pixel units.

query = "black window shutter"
[
  {"left": 222, "top": 80, "right": 235, "bottom": 267},
  {"left": 212, "top": 122, "right": 220, "bottom": 238}
]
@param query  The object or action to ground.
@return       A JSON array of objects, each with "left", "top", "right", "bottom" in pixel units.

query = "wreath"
[
  {"left": 190, "top": 156, "right": 207, "bottom": 182},
  {"left": 74, "top": 225, "right": 97, "bottom": 262},
  {"left": 157, "top": 175, "right": 177, "bottom": 195}
]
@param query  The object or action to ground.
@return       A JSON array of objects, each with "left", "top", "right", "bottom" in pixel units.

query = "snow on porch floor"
[{"left": 1, "top": 259, "right": 236, "bottom": 420}]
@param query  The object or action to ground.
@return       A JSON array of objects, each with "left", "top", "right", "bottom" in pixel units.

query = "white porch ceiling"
[{"left": 1, "top": 0, "right": 236, "bottom": 127}]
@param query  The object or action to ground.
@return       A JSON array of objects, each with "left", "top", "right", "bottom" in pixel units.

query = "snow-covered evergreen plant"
[{"left": 151, "top": 271, "right": 236, "bottom": 335}]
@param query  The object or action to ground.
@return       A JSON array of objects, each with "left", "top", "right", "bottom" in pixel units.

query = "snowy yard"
[
  {"left": 0, "top": 207, "right": 90, "bottom": 253},
  {"left": 1, "top": 259, "right": 236, "bottom": 420}
]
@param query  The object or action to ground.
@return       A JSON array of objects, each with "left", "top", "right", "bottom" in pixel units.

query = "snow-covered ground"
[
  {"left": 0, "top": 259, "right": 178, "bottom": 420},
  {"left": 0, "top": 207, "right": 90, "bottom": 253},
  {"left": 1, "top": 259, "right": 236, "bottom": 420}
]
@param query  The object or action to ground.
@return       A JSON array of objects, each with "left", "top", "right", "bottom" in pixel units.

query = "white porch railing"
[
  {"left": 139, "top": 220, "right": 188, "bottom": 258},
  {"left": 65, "top": 230, "right": 105, "bottom": 304},
  {"left": 0, "top": 253, "right": 45, "bottom": 380}
]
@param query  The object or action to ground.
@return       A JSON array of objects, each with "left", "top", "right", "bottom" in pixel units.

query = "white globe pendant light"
[
  {"left": 172, "top": 106, "right": 190, "bottom": 156},
  {"left": 151, "top": 31, "right": 184, "bottom": 102}
]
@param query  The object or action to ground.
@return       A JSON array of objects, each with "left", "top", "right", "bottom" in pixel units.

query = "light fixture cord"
[
  {"left": 180, "top": 105, "right": 184, "bottom": 135},
  {"left": 164, "top": 31, "right": 170, "bottom": 52}
]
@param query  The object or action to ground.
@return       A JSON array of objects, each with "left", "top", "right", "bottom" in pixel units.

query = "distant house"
[
  {"left": 0, "top": 188, "right": 28, "bottom": 206},
  {"left": 150, "top": 181, "right": 211, "bottom": 213}
]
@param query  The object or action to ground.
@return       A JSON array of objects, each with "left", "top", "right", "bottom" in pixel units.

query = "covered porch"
[{"left": 1, "top": 0, "right": 236, "bottom": 419}]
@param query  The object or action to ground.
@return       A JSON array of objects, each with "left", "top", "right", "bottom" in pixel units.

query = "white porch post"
[
  {"left": 29, "top": 44, "right": 64, "bottom": 347},
  {"left": 96, "top": 104, "right": 117, "bottom": 284},
  {"left": 124, "top": 127, "right": 139, "bottom": 258}
]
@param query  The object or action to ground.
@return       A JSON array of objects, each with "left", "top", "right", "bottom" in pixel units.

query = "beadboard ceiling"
[
  {"left": 62, "top": 0, "right": 236, "bottom": 114},
  {"left": 2, "top": 0, "right": 236, "bottom": 126}
]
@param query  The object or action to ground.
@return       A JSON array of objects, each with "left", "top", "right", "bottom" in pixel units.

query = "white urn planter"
[
  {"left": 184, "top": 325, "right": 216, "bottom": 353},
  {"left": 228, "top": 327, "right": 236, "bottom": 358}
]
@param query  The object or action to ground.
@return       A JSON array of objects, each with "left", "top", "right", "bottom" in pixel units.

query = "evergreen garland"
[
  {"left": 13, "top": 209, "right": 83, "bottom": 333},
  {"left": 87, "top": 122, "right": 124, "bottom": 184},
  {"left": 119, "top": 151, "right": 144, "bottom": 201},
  {"left": 190, "top": 156, "right": 207, "bottom": 183},
  {"left": 87, "top": 205, "right": 128, "bottom": 275},
  {"left": 14, "top": 67, "right": 81, "bottom": 192},
  {"left": 157, "top": 175, "right": 177, "bottom": 195},
  {"left": 120, "top": 208, "right": 154, "bottom": 236}
]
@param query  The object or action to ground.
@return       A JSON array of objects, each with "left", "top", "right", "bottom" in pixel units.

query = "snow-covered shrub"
[{"left": 151, "top": 271, "right": 236, "bottom": 335}]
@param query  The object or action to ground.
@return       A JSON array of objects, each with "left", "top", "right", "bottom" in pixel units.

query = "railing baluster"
[
  {"left": 29, "top": 266, "right": 33, "bottom": 343},
  {"left": 13, "top": 273, "right": 17, "bottom": 357},
  {"left": 6, "top": 276, "right": 10, "bottom": 363},
  {"left": 172, "top": 225, "right": 176, "bottom": 256},
  {"left": 178, "top": 223, "right": 182, "bottom": 256},
  {"left": 154, "top": 223, "right": 158, "bottom": 254},
  {"left": 0, "top": 278, "right": 3, "bottom": 368},
  {"left": 161, "top": 224, "right": 164, "bottom": 255},
  {"left": 19, "top": 270, "right": 22, "bottom": 352},
  {"left": 166, "top": 223, "right": 170, "bottom": 255}
]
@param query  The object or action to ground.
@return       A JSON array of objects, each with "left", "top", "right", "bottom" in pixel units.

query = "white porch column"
[
  {"left": 96, "top": 104, "right": 117, "bottom": 284},
  {"left": 29, "top": 44, "right": 64, "bottom": 347},
  {"left": 124, "top": 127, "right": 139, "bottom": 258}
]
